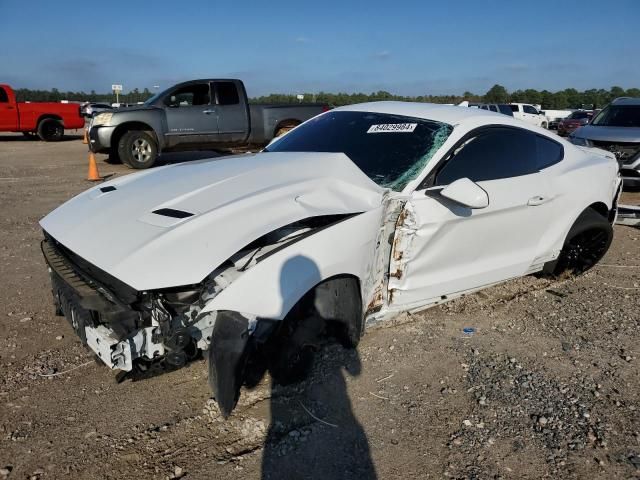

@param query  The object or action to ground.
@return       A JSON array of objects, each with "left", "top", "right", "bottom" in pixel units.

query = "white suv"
[{"left": 509, "top": 103, "right": 548, "bottom": 128}]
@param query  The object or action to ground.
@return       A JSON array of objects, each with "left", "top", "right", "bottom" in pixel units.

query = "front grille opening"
[{"left": 152, "top": 208, "right": 194, "bottom": 219}]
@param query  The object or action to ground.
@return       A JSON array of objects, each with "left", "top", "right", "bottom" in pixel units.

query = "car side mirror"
[{"left": 436, "top": 178, "right": 489, "bottom": 209}]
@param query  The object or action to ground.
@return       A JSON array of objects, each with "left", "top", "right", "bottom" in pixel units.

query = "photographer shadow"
[{"left": 247, "top": 255, "right": 377, "bottom": 480}]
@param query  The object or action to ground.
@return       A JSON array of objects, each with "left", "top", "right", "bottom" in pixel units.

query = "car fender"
[
  {"left": 109, "top": 110, "right": 166, "bottom": 150},
  {"left": 200, "top": 207, "right": 385, "bottom": 320}
]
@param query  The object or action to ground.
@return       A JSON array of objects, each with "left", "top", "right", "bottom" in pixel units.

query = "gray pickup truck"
[{"left": 88, "top": 79, "right": 329, "bottom": 168}]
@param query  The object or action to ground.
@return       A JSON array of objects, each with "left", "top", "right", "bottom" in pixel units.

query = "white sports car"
[{"left": 40, "top": 102, "right": 621, "bottom": 416}]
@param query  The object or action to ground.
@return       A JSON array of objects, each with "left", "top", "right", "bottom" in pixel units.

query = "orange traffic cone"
[
  {"left": 87, "top": 152, "right": 102, "bottom": 181},
  {"left": 82, "top": 128, "right": 89, "bottom": 145}
]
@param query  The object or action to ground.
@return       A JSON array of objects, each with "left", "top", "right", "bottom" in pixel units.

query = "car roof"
[
  {"left": 334, "top": 101, "right": 527, "bottom": 127},
  {"left": 611, "top": 97, "right": 640, "bottom": 106}
]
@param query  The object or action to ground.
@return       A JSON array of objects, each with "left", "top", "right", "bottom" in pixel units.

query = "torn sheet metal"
[
  {"left": 616, "top": 204, "right": 640, "bottom": 227},
  {"left": 362, "top": 194, "right": 406, "bottom": 323}
]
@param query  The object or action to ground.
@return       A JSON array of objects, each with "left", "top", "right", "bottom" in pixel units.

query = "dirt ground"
[{"left": 0, "top": 132, "right": 639, "bottom": 480}]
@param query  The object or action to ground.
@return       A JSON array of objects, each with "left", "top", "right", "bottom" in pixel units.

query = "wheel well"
[
  {"left": 273, "top": 119, "right": 301, "bottom": 136},
  {"left": 37, "top": 114, "right": 63, "bottom": 127},
  {"left": 288, "top": 274, "right": 363, "bottom": 345},
  {"left": 587, "top": 202, "right": 609, "bottom": 220},
  {"left": 112, "top": 122, "right": 158, "bottom": 150}
]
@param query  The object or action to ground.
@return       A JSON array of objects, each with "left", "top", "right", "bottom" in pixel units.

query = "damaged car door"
[{"left": 388, "top": 126, "right": 560, "bottom": 310}]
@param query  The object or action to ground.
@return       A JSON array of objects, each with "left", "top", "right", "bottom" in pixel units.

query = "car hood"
[
  {"left": 573, "top": 125, "right": 640, "bottom": 142},
  {"left": 40, "top": 152, "right": 385, "bottom": 290},
  {"left": 112, "top": 105, "right": 159, "bottom": 114}
]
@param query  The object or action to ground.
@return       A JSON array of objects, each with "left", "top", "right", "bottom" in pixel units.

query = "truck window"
[
  {"left": 523, "top": 105, "right": 538, "bottom": 114},
  {"left": 215, "top": 82, "right": 240, "bottom": 105},
  {"left": 166, "top": 84, "right": 210, "bottom": 107},
  {"left": 509, "top": 105, "right": 519, "bottom": 112},
  {"left": 0, "top": 87, "right": 8, "bottom": 103},
  {"left": 498, "top": 105, "right": 513, "bottom": 116},
  {"left": 489, "top": 105, "right": 498, "bottom": 112}
]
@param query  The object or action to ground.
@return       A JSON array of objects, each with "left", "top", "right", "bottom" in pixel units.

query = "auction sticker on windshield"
[{"left": 367, "top": 123, "right": 417, "bottom": 133}]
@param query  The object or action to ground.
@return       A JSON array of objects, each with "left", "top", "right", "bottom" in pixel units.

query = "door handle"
[
  {"left": 527, "top": 195, "right": 547, "bottom": 206},
  {"left": 202, "top": 109, "right": 215, "bottom": 114}
]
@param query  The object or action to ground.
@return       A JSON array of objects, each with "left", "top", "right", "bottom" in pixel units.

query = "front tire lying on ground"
[
  {"left": 547, "top": 207, "right": 613, "bottom": 276},
  {"left": 37, "top": 118, "right": 64, "bottom": 141},
  {"left": 118, "top": 130, "right": 158, "bottom": 169}
]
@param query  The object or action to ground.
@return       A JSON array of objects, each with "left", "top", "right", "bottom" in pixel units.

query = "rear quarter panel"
[
  {"left": 17, "top": 102, "right": 85, "bottom": 130},
  {"left": 536, "top": 144, "right": 619, "bottom": 258}
]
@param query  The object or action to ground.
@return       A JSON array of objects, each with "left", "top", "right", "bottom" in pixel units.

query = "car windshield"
[
  {"left": 264, "top": 111, "right": 452, "bottom": 191},
  {"left": 591, "top": 105, "right": 640, "bottom": 127}
]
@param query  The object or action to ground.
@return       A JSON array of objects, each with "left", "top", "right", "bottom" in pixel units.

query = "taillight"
[{"left": 322, "top": 105, "right": 331, "bottom": 112}]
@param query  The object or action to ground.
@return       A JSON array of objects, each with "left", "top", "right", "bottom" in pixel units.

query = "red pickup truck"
[{"left": 0, "top": 84, "right": 85, "bottom": 141}]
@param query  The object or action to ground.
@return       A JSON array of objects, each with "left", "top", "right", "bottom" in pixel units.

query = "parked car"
[
  {"left": 81, "top": 102, "right": 112, "bottom": 117},
  {"left": 40, "top": 102, "right": 621, "bottom": 416},
  {"left": 509, "top": 103, "right": 549, "bottom": 128},
  {"left": 542, "top": 109, "right": 574, "bottom": 130},
  {"left": 478, "top": 104, "right": 514, "bottom": 116},
  {"left": 570, "top": 97, "right": 640, "bottom": 187},
  {"left": 0, "top": 84, "right": 86, "bottom": 140},
  {"left": 557, "top": 110, "right": 594, "bottom": 136},
  {"left": 88, "top": 79, "right": 330, "bottom": 169}
]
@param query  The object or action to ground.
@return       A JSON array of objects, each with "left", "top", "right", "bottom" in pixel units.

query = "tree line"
[
  {"left": 12, "top": 87, "right": 154, "bottom": 104},
  {"left": 12, "top": 84, "right": 640, "bottom": 110},
  {"left": 253, "top": 85, "right": 640, "bottom": 109}
]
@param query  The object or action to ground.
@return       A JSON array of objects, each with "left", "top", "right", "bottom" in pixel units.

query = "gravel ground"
[{"left": 0, "top": 132, "right": 638, "bottom": 480}]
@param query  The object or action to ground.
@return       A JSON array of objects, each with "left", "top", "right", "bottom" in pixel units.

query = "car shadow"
[
  {"left": 153, "top": 150, "right": 225, "bottom": 166},
  {"left": 0, "top": 133, "right": 84, "bottom": 142},
  {"left": 245, "top": 255, "right": 377, "bottom": 480}
]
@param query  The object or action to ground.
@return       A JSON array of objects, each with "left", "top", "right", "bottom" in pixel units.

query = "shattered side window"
[{"left": 265, "top": 111, "right": 453, "bottom": 191}]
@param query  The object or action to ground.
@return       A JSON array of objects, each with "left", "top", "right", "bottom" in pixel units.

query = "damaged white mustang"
[{"left": 40, "top": 102, "right": 621, "bottom": 416}]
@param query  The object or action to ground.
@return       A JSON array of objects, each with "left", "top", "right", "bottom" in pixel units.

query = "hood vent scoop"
[
  {"left": 152, "top": 208, "right": 194, "bottom": 219},
  {"left": 100, "top": 186, "right": 116, "bottom": 193}
]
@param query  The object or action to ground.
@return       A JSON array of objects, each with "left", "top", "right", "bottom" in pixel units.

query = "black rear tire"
[
  {"left": 547, "top": 208, "right": 613, "bottom": 276},
  {"left": 37, "top": 119, "right": 64, "bottom": 142},
  {"left": 118, "top": 130, "right": 158, "bottom": 169}
]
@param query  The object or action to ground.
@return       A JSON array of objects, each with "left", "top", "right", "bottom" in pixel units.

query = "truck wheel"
[
  {"left": 37, "top": 119, "right": 64, "bottom": 141},
  {"left": 118, "top": 130, "right": 158, "bottom": 169},
  {"left": 104, "top": 152, "right": 122, "bottom": 164},
  {"left": 274, "top": 122, "right": 299, "bottom": 138},
  {"left": 541, "top": 121, "right": 548, "bottom": 129}
]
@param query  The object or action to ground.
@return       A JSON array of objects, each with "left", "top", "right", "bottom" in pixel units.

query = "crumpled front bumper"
[{"left": 41, "top": 237, "right": 157, "bottom": 371}]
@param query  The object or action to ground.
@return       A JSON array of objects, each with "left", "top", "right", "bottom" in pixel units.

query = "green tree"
[
  {"left": 523, "top": 89, "right": 542, "bottom": 105},
  {"left": 484, "top": 84, "right": 509, "bottom": 103}
]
